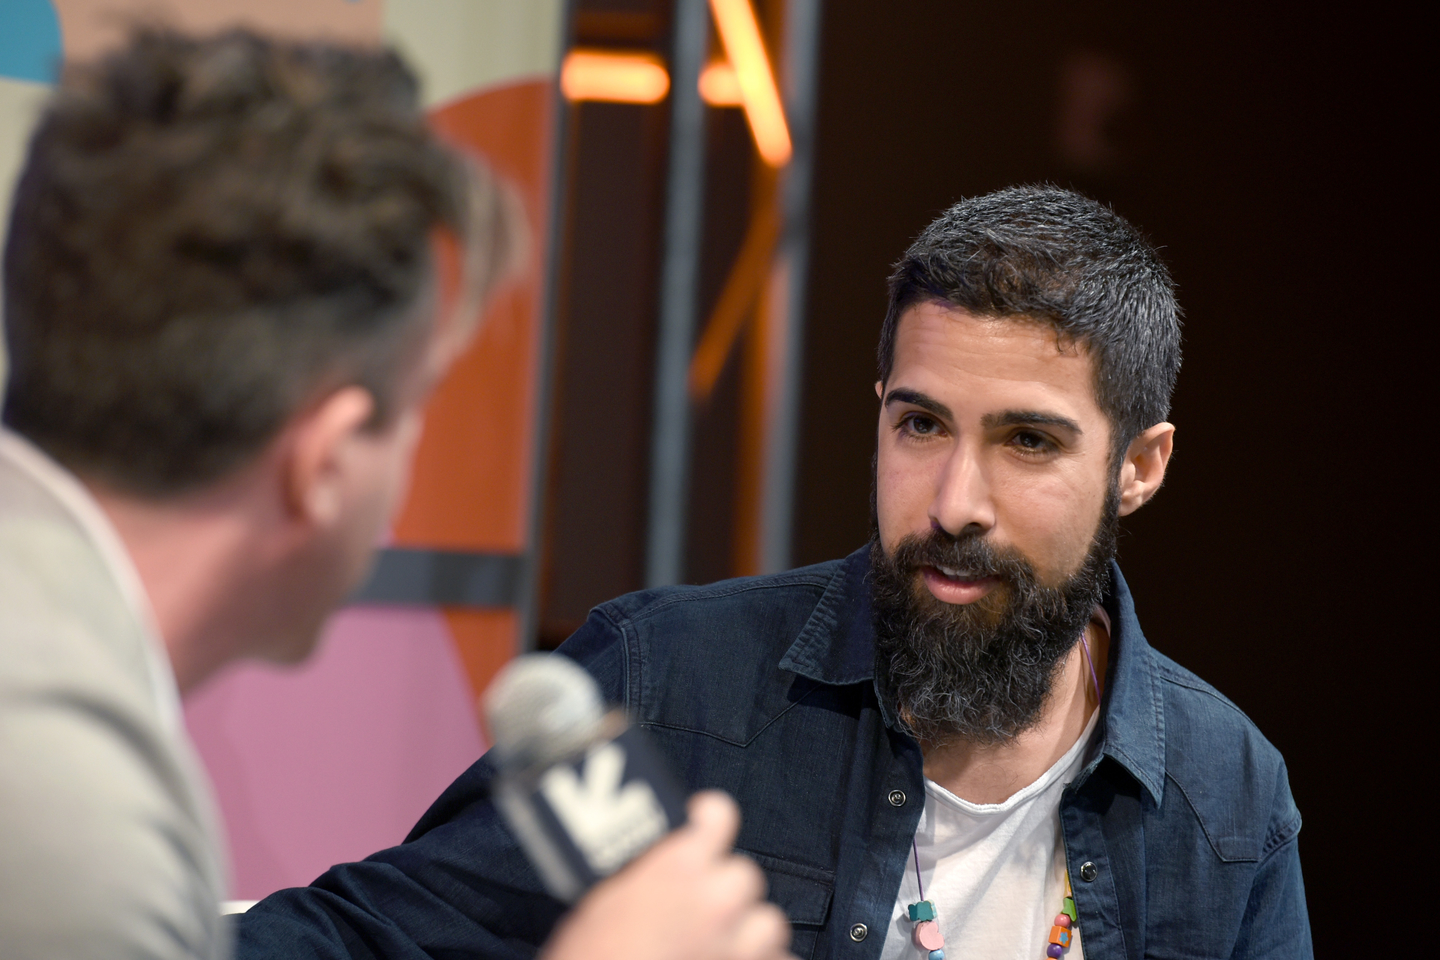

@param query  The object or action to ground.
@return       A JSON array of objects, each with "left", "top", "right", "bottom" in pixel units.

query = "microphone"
[{"left": 483, "top": 653, "right": 689, "bottom": 902}]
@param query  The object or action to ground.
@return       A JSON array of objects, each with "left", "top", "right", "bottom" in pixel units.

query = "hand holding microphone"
[{"left": 484, "top": 655, "right": 792, "bottom": 960}]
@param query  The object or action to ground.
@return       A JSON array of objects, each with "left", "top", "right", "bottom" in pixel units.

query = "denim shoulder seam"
[
  {"left": 598, "top": 604, "right": 642, "bottom": 713},
  {"left": 1153, "top": 663, "right": 1247, "bottom": 718},
  {"left": 1259, "top": 809, "right": 1303, "bottom": 862}
]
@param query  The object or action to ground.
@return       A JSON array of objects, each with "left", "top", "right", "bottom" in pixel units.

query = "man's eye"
[
  {"left": 1011, "top": 430, "right": 1054, "bottom": 453},
  {"left": 902, "top": 414, "right": 940, "bottom": 436}
]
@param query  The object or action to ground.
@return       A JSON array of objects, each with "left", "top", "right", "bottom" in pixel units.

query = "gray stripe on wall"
[{"left": 349, "top": 548, "right": 523, "bottom": 609}]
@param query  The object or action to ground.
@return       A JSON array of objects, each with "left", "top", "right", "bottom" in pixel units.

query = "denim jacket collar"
[
  {"left": 1095, "top": 561, "right": 1166, "bottom": 805},
  {"left": 777, "top": 546, "right": 877, "bottom": 688},
  {"left": 778, "top": 547, "right": 1167, "bottom": 806}
]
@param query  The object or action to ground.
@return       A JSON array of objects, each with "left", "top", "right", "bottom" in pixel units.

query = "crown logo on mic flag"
[{"left": 540, "top": 741, "right": 669, "bottom": 873}]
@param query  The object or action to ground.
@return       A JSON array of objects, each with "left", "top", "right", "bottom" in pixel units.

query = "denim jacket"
[{"left": 237, "top": 549, "right": 1312, "bottom": 960}]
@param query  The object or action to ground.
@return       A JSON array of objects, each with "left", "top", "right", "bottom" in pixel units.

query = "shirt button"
[
  {"left": 1079, "top": 861, "right": 1098, "bottom": 882},
  {"left": 849, "top": 923, "right": 869, "bottom": 942},
  {"left": 888, "top": 789, "right": 907, "bottom": 806}
]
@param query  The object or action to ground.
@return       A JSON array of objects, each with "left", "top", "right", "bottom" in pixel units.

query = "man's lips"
[{"left": 920, "top": 564, "right": 999, "bottom": 604}]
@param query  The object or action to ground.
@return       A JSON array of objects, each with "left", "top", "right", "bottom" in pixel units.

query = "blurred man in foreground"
[
  {"left": 235, "top": 187, "right": 1310, "bottom": 959},
  {"left": 0, "top": 30, "right": 789, "bottom": 960}
]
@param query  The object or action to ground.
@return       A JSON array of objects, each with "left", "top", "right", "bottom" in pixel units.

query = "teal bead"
[
  {"left": 929, "top": 951, "right": 945, "bottom": 960},
  {"left": 908, "top": 900, "right": 937, "bottom": 922}
]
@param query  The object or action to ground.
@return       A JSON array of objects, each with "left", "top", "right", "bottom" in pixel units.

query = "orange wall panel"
[
  {"left": 442, "top": 606, "right": 520, "bottom": 709},
  {"left": 392, "top": 79, "right": 556, "bottom": 555}
]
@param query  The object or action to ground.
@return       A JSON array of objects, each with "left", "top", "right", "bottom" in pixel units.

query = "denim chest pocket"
[{"left": 741, "top": 851, "right": 835, "bottom": 960}]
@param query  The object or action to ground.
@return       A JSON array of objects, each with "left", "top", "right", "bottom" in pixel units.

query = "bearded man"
[{"left": 236, "top": 186, "right": 1312, "bottom": 960}]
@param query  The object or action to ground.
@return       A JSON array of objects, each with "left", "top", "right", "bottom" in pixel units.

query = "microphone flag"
[{"left": 494, "top": 720, "right": 688, "bottom": 901}]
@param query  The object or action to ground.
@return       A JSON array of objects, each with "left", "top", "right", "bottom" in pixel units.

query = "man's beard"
[{"left": 870, "top": 490, "right": 1118, "bottom": 747}]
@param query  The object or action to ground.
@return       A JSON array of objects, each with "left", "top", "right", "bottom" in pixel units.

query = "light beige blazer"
[{"left": 0, "top": 431, "right": 228, "bottom": 959}]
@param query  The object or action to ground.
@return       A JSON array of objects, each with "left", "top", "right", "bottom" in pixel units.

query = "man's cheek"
[{"left": 1037, "top": 526, "right": 1094, "bottom": 584}]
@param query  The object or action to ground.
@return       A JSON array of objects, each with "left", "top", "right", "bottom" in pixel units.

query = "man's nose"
[{"left": 929, "top": 444, "right": 996, "bottom": 538}]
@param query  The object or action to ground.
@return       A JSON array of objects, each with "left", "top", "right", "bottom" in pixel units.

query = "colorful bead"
[
  {"left": 905, "top": 845, "right": 1077, "bottom": 959},
  {"left": 913, "top": 920, "right": 944, "bottom": 951}
]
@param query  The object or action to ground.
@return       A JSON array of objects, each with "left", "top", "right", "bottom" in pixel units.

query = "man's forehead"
[
  {"left": 899, "top": 300, "right": 1086, "bottom": 354},
  {"left": 885, "top": 301, "right": 1104, "bottom": 420},
  {"left": 893, "top": 301, "right": 1092, "bottom": 372}
]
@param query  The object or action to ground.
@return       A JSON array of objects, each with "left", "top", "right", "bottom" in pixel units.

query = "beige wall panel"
[
  {"left": 383, "top": 0, "right": 564, "bottom": 107},
  {"left": 0, "top": 79, "right": 47, "bottom": 216},
  {"left": 0, "top": 77, "right": 53, "bottom": 390}
]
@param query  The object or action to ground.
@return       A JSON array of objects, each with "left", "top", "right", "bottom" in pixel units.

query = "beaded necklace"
[{"left": 905, "top": 631, "right": 1101, "bottom": 960}]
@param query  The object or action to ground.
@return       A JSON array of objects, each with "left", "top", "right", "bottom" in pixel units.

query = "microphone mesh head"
[{"left": 484, "top": 654, "right": 605, "bottom": 767}]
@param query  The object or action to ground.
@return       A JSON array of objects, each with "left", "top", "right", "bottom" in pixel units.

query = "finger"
[
  {"left": 682, "top": 790, "right": 742, "bottom": 857},
  {"left": 705, "top": 853, "right": 767, "bottom": 908},
  {"left": 722, "top": 903, "right": 791, "bottom": 960}
]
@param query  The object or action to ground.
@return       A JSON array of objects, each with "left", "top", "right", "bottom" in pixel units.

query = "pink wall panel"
[{"left": 184, "top": 607, "right": 485, "bottom": 899}]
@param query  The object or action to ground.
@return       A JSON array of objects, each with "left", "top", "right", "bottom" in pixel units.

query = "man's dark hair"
[
  {"left": 3, "top": 29, "right": 510, "bottom": 495},
  {"left": 880, "top": 185, "right": 1181, "bottom": 457}
]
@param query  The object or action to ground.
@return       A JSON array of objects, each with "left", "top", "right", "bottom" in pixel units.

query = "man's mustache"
[{"left": 891, "top": 530, "right": 1036, "bottom": 586}]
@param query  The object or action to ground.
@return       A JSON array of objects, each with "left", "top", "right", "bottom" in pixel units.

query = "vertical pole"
[
  {"left": 515, "top": 0, "right": 577, "bottom": 650},
  {"left": 645, "top": 0, "right": 710, "bottom": 588},
  {"left": 732, "top": 164, "right": 777, "bottom": 577},
  {"left": 758, "top": 0, "right": 822, "bottom": 573}
]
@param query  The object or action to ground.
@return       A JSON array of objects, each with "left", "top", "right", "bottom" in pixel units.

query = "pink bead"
[
  {"left": 1054, "top": 914, "right": 1071, "bottom": 928},
  {"left": 913, "top": 920, "right": 945, "bottom": 951}
]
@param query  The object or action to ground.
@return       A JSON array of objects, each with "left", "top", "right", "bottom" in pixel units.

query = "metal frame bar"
[
  {"left": 759, "top": 0, "right": 822, "bottom": 573},
  {"left": 645, "top": 0, "right": 711, "bottom": 587},
  {"left": 351, "top": 548, "right": 523, "bottom": 608},
  {"left": 516, "top": 0, "right": 582, "bottom": 648}
]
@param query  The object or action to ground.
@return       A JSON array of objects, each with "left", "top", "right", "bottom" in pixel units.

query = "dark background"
[{"left": 543, "top": 1, "right": 1420, "bottom": 951}]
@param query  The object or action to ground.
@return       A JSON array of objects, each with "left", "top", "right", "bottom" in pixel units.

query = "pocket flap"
[{"left": 742, "top": 851, "right": 835, "bottom": 927}]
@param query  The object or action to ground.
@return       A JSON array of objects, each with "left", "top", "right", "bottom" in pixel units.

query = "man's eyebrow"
[
  {"left": 882, "top": 387, "right": 953, "bottom": 421},
  {"left": 981, "top": 410, "right": 1083, "bottom": 434}
]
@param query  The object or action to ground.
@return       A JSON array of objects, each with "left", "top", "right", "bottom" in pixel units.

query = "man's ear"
[
  {"left": 1117, "top": 422, "right": 1175, "bottom": 517},
  {"left": 875, "top": 380, "right": 884, "bottom": 400},
  {"left": 283, "top": 387, "right": 376, "bottom": 526}
]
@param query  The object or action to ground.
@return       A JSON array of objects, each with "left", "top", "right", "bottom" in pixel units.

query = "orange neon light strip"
[
  {"left": 708, "top": 0, "right": 792, "bottom": 166},
  {"left": 699, "top": 61, "right": 744, "bottom": 106},
  {"left": 561, "top": 50, "right": 670, "bottom": 104},
  {"left": 689, "top": 200, "right": 782, "bottom": 401}
]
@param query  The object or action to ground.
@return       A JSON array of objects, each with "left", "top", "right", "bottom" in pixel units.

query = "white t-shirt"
[{"left": 879, "top": 708, "right": 1098, "bottom": 960}]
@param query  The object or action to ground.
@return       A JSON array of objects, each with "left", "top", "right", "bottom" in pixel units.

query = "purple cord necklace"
[{"left": 904, "top": 630, "right": 1102, "bottom": 959}]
